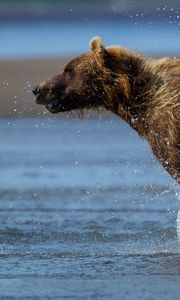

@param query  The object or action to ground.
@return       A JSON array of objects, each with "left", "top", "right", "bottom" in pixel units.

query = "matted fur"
[{"left": 33, "top": 36, "right": 180, "bottom": 183}]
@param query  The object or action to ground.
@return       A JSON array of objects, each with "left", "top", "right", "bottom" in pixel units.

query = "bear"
[{"left": 33, "top": 36, "right": 180, "bottom": 184}]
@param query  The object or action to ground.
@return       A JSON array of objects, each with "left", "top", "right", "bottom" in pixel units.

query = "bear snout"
[
  {"left": 32, "top": 87, "right": 41, "bottom": 97},
  {"left": 32, "top": 86, "right": 49, "bottom": 105},
  {"left": 32, "top": 87, "right": 44, "bottom": 104}
]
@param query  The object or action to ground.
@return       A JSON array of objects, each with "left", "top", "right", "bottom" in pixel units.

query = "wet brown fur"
[{"left": 34, "top": 36, "right": 180, "bottom": 183}]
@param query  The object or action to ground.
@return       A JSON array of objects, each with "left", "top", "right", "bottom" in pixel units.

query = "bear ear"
[{"left": 89, "top": 36, "right": 108, "bottom": 61}]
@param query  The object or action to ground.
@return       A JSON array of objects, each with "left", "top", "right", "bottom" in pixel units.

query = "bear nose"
[{"left": 32, "top": 87, "right": 40, "bottom": 96}]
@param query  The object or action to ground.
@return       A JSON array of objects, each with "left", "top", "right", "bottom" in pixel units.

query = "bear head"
[{"left": 33, "top": 36, "right": 131, "bottom": 114}]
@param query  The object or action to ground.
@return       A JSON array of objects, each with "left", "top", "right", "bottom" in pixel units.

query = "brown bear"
[{"left": 33, "top": 36, "right": 180, "bottom": 184}]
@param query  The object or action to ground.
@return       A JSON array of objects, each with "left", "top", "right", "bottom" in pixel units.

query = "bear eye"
[{"left": 64, "top": 65, "right": 73, "bottom": 73}]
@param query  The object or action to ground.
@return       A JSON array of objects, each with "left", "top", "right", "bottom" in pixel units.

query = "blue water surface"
[
  {"left": 0, "top": 117, "right": 179, "bottom": 299},
  {"left": 1, "top": 20, "right": 180, "bottom": 58}
]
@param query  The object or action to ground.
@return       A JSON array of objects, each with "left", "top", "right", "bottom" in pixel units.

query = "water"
[
  {"left": 0, "top": 117, "right": 179, "bottom": 299},
  {"left": 1, "top": 20, "right": 180, "bottom": 58}
]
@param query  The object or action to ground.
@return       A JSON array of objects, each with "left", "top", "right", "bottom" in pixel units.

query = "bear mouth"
[
  {"left": 45, "top": 99, "right": 68, "bottom": 114},
  {"left": 45, "top": 99, "right": 61, "bottom": 114},
  {"left": 33, "top": 88, "right": 67, "bottom": 114}
]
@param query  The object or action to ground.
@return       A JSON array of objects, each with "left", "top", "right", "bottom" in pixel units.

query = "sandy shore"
[{"left": 0, "top": 57, "right": 71, "bottom": 117}]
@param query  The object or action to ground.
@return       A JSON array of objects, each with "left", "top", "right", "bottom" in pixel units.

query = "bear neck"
[{"left": 107, "top": 52, "right": 162, "bottom": 137}]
